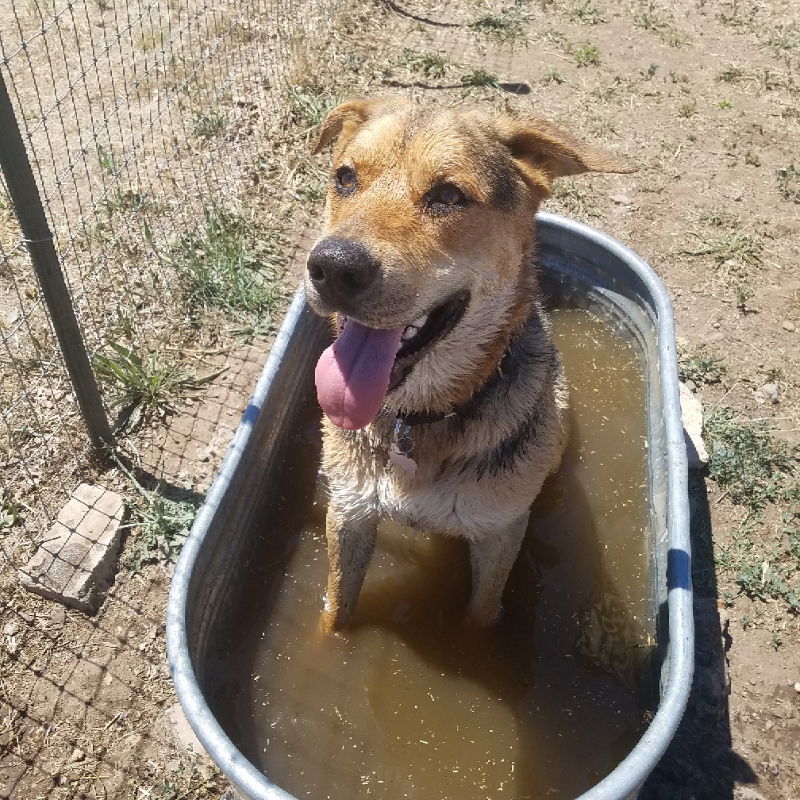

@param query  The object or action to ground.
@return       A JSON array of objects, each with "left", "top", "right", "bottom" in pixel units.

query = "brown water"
[{"left": 209, "top": 308, "right": 654, "bottom": 800}]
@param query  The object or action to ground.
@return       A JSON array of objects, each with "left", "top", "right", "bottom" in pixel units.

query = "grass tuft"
[
  {"left": 113, "top": 455, "right": 203, "bottom": 572},
  {"left": 469, "top": 13, "right": 525, "bottom": 43},
  {"left": 461, "top": 68, "right": 499, "bottom": 87},
  {"left": 286, "top": 86, "right": 339, "bottom": 131},
  {"left": 94, "top": 344, "right": 220, "bottom": 431},
  {"left": 678, "top": 345, "right": 726, "bottom": 385},
  {"left": 147, "top": 207, "right": 286, "bottom": 328},
  {"left": 192, "top": 111, "right": 226, "bottom": 140},
  {"left": 717, "top": 511, "right": 800, "bottom": 613},
  {"left": 776, "top": 165, "right": 800, "bottom": 202},
  {"left": 405, "top": 50, "right": 447, "bottom": 78},
  {"left": 569, "top": 1, "right": 606, "bottom": 24},
  {"left": 682, "top": 230, "right": 762, "bottom": 270},
  {"left": 704, "top": 407, "right": 795, "bottom": 511},
  {"left": 573, "top": 42, "right": 601, "bottom": 66}
]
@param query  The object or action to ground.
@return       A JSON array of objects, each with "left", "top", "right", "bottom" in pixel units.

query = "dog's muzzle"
[{"left": 307, "top": 237, "right": 379, "bottom": 308}]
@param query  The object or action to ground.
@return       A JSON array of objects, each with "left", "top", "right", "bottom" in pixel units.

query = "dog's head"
[{"left": 307, "top": 98, "right": 632, "bottom": 430}]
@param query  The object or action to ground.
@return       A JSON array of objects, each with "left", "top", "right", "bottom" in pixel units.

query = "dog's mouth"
[{"left": 315, "top": 293, "right": 469, "bottom": 431}]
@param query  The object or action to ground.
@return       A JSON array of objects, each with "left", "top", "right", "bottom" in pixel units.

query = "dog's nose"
[{"left": 307, "top": 238, "right": 379, "bottom": 301}]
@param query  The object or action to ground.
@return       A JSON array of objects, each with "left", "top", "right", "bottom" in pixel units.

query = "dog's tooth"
[
  {"left": 411, "top": 313, "right": 429, "bottom": 329},
  {"left": 401, "top": 326, "right": 418, "bottom": 341}
]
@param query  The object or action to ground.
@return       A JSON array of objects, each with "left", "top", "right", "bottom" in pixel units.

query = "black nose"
[{"left": 307, "top": 238, "right": 379, "bottom": 303}]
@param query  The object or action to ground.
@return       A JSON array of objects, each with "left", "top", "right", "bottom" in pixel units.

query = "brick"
[{"left": 19, "top": 483, "right": 126, "bottom": 614}]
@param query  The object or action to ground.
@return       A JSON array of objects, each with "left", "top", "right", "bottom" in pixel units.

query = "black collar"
[{"left": 395, "top": 340, "right": 518, "bottom": 428}]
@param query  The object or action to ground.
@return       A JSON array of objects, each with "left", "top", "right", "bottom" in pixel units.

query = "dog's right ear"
[{"left": 312, "top": 97, "right": 406, "bottom": 155}]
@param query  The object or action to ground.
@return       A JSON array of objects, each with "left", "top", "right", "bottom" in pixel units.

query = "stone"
[
  {"left": 18, "top": 484, "right": 126, "bottom": 614},
  {"left": 679, "top": 382, "right": 708, "bottom": 469},
  {"left": 782, "top": 320, "right": 796, "bottom": 332},
  {"left": 759, "top": 382, "right": 780, "bottom": 404},
  {"left": 158, "top": 703, "right": 210, "bottom": 761},
  {"left": 609, "top": 192, "right": 633, "bottom": 205}
]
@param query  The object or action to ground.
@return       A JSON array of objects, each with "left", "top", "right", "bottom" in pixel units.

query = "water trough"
[{"left": 166, "top": 212, "right": 693, "bottom": 800}]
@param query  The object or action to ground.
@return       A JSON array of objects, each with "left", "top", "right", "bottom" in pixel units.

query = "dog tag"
[
  {"left": 389, "top": 444, "right": 417, "bottom": 476},
  {"left": 390, "top": 420, "right": 417, "bottom": 476}
]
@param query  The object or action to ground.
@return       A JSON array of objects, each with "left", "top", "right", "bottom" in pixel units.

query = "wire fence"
[{"left": 0, "top": 0, "right": 365, "bottom": 568}]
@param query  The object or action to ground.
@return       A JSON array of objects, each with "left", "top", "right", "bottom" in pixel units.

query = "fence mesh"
[
  {"left": 2, "top": 0, "right": 521, "bottom": 791},
  {"left": 8, "top": 0, "right": 789, "bottom": 795},
  {"left": 0, "top": 0, "right": 353, "bottom": 559}
]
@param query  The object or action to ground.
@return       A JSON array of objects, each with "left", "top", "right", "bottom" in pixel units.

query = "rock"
[
  {"left": 782, "top": 320, "right": 796, "bottom": 332},
  {"left": 609, "top": 192, "right": 633, "bottom": 205},
  {"left": 794, "top": 682, "right": 800, "bottom": 693},
  {"left": 759, "top": 383, "right": 780, "bottom": 404},
  {"left": 735, "top": 788, "right": 766, "bottom": 800},
  {"left": 50, "top": 607, "right": 66, "bottom": 626},
  {"left": 3, "top": 621, "right": 19, "bottom": 636},
  {"left": 158, "top": 703, "right": 210, "bottom": 761},
  {"left": 679, "top": 383, "right": 708, "bottom": 468},
  {"left": 18, "top": 484, "right": 126, "bottom": 614}
]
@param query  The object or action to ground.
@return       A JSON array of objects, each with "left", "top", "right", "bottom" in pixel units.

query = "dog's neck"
[{"left": 396, "top": 340, "right": 519, "bottom": 427}]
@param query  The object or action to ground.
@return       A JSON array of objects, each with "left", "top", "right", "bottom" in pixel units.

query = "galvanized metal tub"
[{"left": 166, "top": 211, "right": 693, "bottom": 800}]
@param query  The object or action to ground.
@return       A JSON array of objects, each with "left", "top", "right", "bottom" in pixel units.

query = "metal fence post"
[{"left": 0, "top": 70, "right": 114, "bottom": 454}]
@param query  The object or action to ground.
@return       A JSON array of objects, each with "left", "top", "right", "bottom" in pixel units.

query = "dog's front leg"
[
  {"left": 465, "top": 514, "right": 529, "bottom": 627},
  {"left": 323, "top": 504, "right": 378, "bottom": 631}
]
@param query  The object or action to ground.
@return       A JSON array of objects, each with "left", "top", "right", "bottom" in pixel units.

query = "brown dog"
[{"left": 305, "top": 97, "right": 632, "bottom": 629}]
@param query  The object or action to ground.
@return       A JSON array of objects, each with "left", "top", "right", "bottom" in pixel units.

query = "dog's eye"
[
  {"left": 425, "top": 183, "right": 468, "bottom": 211},
  {"left": 334, "top": 166, "right": 358, "bottom": 195}
]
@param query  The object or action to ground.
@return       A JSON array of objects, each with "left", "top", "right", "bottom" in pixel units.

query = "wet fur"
[{"left": 306, "top": 98, "right": 633, "bottom": 629}]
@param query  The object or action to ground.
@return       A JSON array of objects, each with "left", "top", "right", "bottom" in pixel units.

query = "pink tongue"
[{"left": 315, "top": 320, "right": 404, "bottom": 430}]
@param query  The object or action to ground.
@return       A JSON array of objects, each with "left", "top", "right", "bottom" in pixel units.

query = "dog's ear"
[
  {"left": 312, "top": 97, "right": 407, "bottom": 155},
  {"left": 495, "top": 115, "right": 635, "bottom": 187}
]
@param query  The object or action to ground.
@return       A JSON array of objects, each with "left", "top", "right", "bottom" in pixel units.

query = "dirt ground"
[{"left": 2, "top": 0, "right": 799, "bottom": 798}]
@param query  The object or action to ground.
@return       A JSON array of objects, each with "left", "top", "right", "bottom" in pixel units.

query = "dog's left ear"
[
  {"left": 495, "top": 115, "right": 635, "bottom": 188},
  {"left": 312, "top": 96, "right": 408, "bottom": 155}
]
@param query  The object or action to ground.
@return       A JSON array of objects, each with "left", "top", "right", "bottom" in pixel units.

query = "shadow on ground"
[{"left": 641, "top": 472, "right": 758, "bottom": 800}]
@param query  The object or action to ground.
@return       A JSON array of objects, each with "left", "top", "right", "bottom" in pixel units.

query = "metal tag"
[{"left": 389, "top": 420, "right": 417, "bottom": 476}]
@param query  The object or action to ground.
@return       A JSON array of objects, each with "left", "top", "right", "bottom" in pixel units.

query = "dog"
[{"left": 304, "top": 97, "right": 633, "bottom": 630}]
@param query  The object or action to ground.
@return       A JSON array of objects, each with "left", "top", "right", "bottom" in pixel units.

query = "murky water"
[{"left": 209, "top": 308, "right": 654, "bottom": 800}]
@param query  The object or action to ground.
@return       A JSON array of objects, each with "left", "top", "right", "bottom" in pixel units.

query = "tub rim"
[{"left": 166, "top": 211, "right": 694, "bottom": 800}]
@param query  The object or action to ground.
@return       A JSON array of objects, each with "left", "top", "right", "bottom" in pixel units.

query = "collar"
[{"left": 395, "top": 339, "right": 517, "bottom": 428}]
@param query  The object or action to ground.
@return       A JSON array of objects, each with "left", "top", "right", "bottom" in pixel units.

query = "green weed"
[
  {"left": 461, "top": 68, "right": 499, "bottom": 87},
  {"left": 678, "top": 101, "right": 697, "bottom": 118},
  {"left": 542, "top": 67, "right": 566, "bottom": 84},
  {"left": 719, "top": 99, "right": 733, "bottom": 110},
  {"left": 704, "top": 407, "right": 795, "bottom": 511},
  {"left": 94, "top": 344, "right": 219, "bottom": 431},
  {"left": 286, "top": 86, "right": 339, "bottom": 131},
  {"left": 776, "top": 165, "right": 800, "bottom": 202},
  {"left": 148, "top": 207, "right": 285, "bottom": 327},
  {"left": 573, "top": 43, "right": 600, "bottom": 66},
  {"left": 113, "top": 456, "right": 203, "bottom": 572},
  {"left": 0, "top": 490, "right": 22, "bottom": 531},
  {"left": 405, "top": 50, "right": 447, "bottom": 78},
  {"left": 127, "top": 486, "right": 200, "bottom": 571},
  {"left": 717, "top": 65, "right": 745, "bottom": 83},
  {"left": 677, "top": 346, "right": 725, "bottom": 385},
  {"left": 569, "top": 1, "right": 605, "bottom": 24},
  {"left": 632, "top": 5, "right": 686, "bottom": 46},
  {"left": 469, "top": 13, "right": 525, "bottom": 43},
  {"left": 97, "top": 145, "right": 116, "bottom": 176},
  {"left": 192, "top": 111, "right": 226, "bottom": 140},
  {"left": 717, "top": 510, "right": 800, "bottom": 613},
  {"left": 682, "top": 231, "right": 762, "bottom": 270}
]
